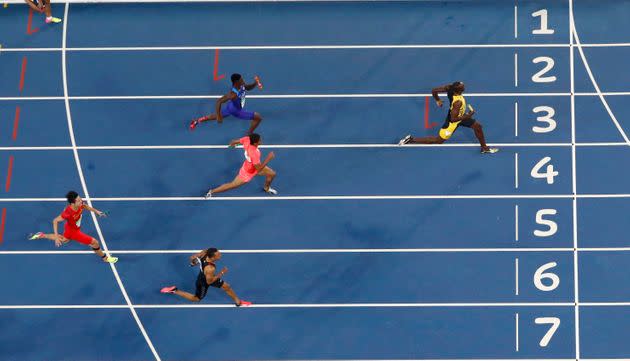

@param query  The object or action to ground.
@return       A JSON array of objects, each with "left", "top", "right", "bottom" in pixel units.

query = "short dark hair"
[
  {"left": 249, "top": 133, "right": 261, "bottom": 144},
  {"left": 205, "top": 247, "right": 218, "bottom": 259},
  {"left": 66, "top": 191, "right": 79, "bottom": 204},
  {"left": 231, "top": 73, "right": 242, "bottom": 84},
  {"left": 451, "top": 81, "right": 463, "bottom": 88}
]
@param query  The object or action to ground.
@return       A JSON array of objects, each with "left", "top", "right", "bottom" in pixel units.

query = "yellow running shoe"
[
  {"left": 105, "top": 256, "right": 118, "bottom": 264},
  {"left": 28, "top": 232, "right": 44, "bottom": 240}
]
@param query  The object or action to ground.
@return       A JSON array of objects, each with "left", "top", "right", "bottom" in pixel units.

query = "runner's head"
[
  {"left": 231, "top": 73, "right": 244, "bottom": 87},
  {"left": 66, "top": 191, "right": 82, "bottom": 206},
  {"left": 205, "top": 247, "right": 221, "bottom": 260},
  {"left": 249, "top": 133, "right": 261, "bottom": 146},
  {"left": 451, "top": 81, "right": 465, "bottom": 94}
]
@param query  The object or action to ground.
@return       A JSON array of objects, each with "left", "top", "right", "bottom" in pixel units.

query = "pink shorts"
[{"left": 238, "top": 167, "right": 257, "bottom": 183}]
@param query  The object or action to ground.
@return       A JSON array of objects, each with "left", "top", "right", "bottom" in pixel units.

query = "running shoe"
[
  {"left": 161, "top": 286, "right": 178, "bottom": 294},
  {"left": 189, "top": 119, "right": 199, "bottom": 130},
  {"left": 28, "top": 232, "right": 44, "bottom": 240},
  {"left": 264, "top": 187, "right": 278, "bottom": 195},
  {"left": 204, "top": 189, "right": 213, "bottom": 199},
  {"left": 398, "top": 135, "right": 412, "bottom": 145},
  {"left": 481, "top": 147, "right": 499, "bottom": 154},
  {"left": 45, "top": 17, "right": 62, "bottom": 24},
  {"left": 105, "top": 256, "right": 118, "bottom": 264},
  {"left": 237, "top": 300, "right": 252, "bottom": 307}
]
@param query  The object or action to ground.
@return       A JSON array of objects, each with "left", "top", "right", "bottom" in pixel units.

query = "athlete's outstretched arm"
[
  {"left": 228, "top": 138, "right": 241, "bottom": 148},
  {"left": 83, "top": 204, "right": 104, "bottom": 217},
  {"left": 244, "top": 80, "right": 258, "bottom": 91},
  {"left": 432, "top": 84, "right": 450, "bottom": 106}
]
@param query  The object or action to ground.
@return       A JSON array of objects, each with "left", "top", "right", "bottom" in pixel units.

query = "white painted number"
[
  {"left": 532, "top": 57, "right": 557, "bottom": 83},
  {"left": 533, "top": 262, "right": 560, "bottom": 291},
  {"left": 535, "top": 317, "right": 560, "bottom": 347},
  {"left": 532, "top": 106, "right": 557, "bottom": 133},
  {"left": 530, "top": 157, "right": 558, "bottom": 184},
  {"left": 532, "top": 9, "right": 555, "bottom": 35},
  {"left": 534, "top": 209, "right": 558, "bottom": 237}
]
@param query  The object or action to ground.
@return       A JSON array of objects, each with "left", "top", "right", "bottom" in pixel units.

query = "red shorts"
[
  {"left": 64, "top": 228, "right": 93, "bottom": 245},
  {"left": 238, "top": 166, "right": 257, "bottom": 183}
]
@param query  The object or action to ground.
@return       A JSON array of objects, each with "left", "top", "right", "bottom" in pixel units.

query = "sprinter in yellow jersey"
[{"left": 399, "top": 82, "right": 498, "bottom": 154}]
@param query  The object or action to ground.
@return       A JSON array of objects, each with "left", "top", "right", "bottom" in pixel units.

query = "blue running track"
[{"left": 1, "top": 0, "right": 630, "bottom": 360}]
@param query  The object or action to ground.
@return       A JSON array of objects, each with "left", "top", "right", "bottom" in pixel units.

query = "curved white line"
[
  {"left": 61, "top": 5, "right": 162, "bottom": 361},
  {"left": 570, "top": 7, "right": 630, "bottom": 145}
]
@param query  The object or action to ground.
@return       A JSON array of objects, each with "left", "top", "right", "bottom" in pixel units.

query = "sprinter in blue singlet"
[{"left": 190, "top": 73, "right": 264, "bottom": 134}]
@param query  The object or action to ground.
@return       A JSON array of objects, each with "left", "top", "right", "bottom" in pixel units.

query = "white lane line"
[{"left": 61, "top": 5, "right": 161, "bottom": 360}]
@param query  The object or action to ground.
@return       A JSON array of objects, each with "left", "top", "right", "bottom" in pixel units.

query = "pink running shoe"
[
  {"left": 237, "top": 300, "right": 252, "bottom": 307},
  {"left": 160, "top": 286, "right": 178, "bottom": 294},
  {"left": 189, "top": 119, "right": 199, "bottom": 130},
  {"left": 45, "top": 17, "right": 62, "bottom": 24}
]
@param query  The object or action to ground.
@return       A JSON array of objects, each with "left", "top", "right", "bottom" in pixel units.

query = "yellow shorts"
[{"left": 439, "top": 121, "right": 461, "bottom": 140}]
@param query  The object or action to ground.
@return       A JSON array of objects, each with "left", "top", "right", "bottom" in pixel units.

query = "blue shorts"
[{"left": 221, "top": 103, "right": 255, "bottom": 120}]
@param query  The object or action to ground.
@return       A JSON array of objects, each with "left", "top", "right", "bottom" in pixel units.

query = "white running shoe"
[
  {"left": 481, "top": 147, "right": 499, "bottom": 154},
  {"left": 204, "top": 189, "right": 213, "bottom": 199},
  {"left": 398, "top": 134, "right": 412, "bottom": 145},
  {"left": 264, "top": 187, "right": 278, "bottom": 195},
  {"left": 28, "top": 232, "right": 44, "bottom": 240}
]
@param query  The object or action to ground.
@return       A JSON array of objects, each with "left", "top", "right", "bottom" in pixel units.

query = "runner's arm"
[
  {"left": 52, "top": 215, "right": 65, "bottom": 238},
  {"left": 244, "top": 81, "right": 258, "bottom": 91},
  {"left": 204, "top": 266, "right": 226, "bottom": 284},
  {"left": 432, "top": 84, "right": 450, "bottom": 106},
  {"left": 254, "top": 152, "right": 275, "bottom": 172},
  {"left": 83, "top": 204, "right": 104, "bottom": 217},
  {"left": 190, "top": 250, "right": 207, "bottom": 265},
  {"left": 449, "top": 101, "right": 475, "bottom": 122}
]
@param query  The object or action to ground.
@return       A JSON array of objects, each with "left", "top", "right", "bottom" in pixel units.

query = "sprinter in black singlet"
[{"left": 161, "top": 247, "right": 251, "bottom": 306}]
